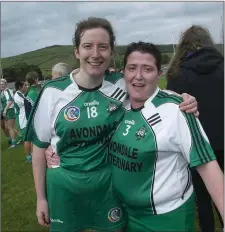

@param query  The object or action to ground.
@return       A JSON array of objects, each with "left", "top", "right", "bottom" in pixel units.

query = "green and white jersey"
[
  {"left": 14, "top": 91, "right": 27, "bottom": 129},
  {"left": 1, "top": 88, "right": 14, "bottom": 110},
  {"left": 25, "top": 70, "right": 127, "bottom": 172},
  {"left": 110, "top": 87, "right": 216, "bottom": 215}
]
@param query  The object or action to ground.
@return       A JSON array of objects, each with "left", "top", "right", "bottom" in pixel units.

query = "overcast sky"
[{"left": 1, "top": 1, "right": 224, "bottom": 58}]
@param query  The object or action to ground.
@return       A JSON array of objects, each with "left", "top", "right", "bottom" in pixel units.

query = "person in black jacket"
[{"left": 166, "top": 25, "right": 224, "bottom": 232}]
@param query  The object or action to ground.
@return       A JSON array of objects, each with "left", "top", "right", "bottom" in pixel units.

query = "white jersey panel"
[
  {"left": 50, "top": 83, "right": 81, "bottom": 153},
  {"left": 14, "top": 91, "right": 27, "bottom": 129},
  {"left": 33, "top": 87, "right": 62, "bottom": 144},
  {"left": 144, "top": 103, "right": 193, "bottom": 214}
]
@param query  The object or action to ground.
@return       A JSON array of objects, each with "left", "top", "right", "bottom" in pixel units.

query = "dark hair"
[
  {"left": 166, "top": 25, "right": 215, "bottom": 80},
  {"left": 26, "top": 71, "right": 39, "bottom": 85},
  {"left": 15, "top": 81, "right": 24, "bottom": 91},
  {"left": 73, "top": 17, "right": 115, "bottom": 50},
  {"left": 123, "top": 41, "right": 161, "bottom": 72}
]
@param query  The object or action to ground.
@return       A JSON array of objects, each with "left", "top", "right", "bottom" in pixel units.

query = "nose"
[
  {"left": 135, "top": 69, "right": 143, "bottom": 80},
  {"left": 92, "top": 47, "right": 100, "bottom": 58}
]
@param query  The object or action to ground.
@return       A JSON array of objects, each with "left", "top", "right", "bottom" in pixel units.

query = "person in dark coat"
[{"left": 166, "top": 25, "right": 224, "bottom": 232}]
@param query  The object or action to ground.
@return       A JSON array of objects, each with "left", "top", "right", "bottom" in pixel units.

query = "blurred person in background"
[
  {"left": 1, "top": 91, "right": 11, "bottom": 144},
  {"left": 24, "top": 71, "right": 40, "bottom": 162},
  {"left": 1, "top": 78, "right": 18, "bottom": 148},
  {"left": 51, "top": 62, "right": 72, "bottom": 80},
  {"left": 14, "top": 80, "right": 29, "bottom": 160},
  {"left": 166, "top": 25, "right": 224, "bottom": 232}
]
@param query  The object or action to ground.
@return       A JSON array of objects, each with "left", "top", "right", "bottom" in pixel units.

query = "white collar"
[{"left": 144, "top": 86, "right": 160, "bottom": 107}]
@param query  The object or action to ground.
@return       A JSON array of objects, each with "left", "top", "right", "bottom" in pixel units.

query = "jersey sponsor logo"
[
  {"left": 84, "top": 100, "right": 99, "bottom": 107},
  {"left": 67, "top": 122, "right": 118, "bottom": 147},
  {"left": 107, "top": 102, "right": 119, "bottom": 113},
  {"left": 109, "top": 141, "right": 143, "bottom": 172},
  {"left": 109, "top": 153, "right": 143, "bottom": 172},
  {"left": 64, "top": 106, "right": 80, "bottom": 122},
  {"left": 69, "top": 122, "right": 118, "bottom": 139},
  {"left": 125, "top": 120, "right": 135, "bottom": 125},
  {"left": 135, "top": 126, "right": 147, "bottom": 140},
  {"left": 50, "top": 218, "right": 63, "bottom": 224},
  {"left": 108, "top": 207, "right": 122, "bottom": 222}
]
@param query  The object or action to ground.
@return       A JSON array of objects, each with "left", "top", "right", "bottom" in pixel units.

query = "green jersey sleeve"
[
  {"left": 177, "top": 111, "right": 216, "bottom": 168},
  {"left": 24, "top": 88, "right": 52, "bottom": 148}
]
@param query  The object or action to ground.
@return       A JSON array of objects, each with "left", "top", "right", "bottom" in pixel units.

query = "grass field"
[{"left": 2, "top": 132, "right": 49, "bottom": 232}]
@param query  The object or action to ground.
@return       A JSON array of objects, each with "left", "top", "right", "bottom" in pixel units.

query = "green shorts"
[
  {"left": 125, "top": 194, "right": 195, "bottom": 232},
  {"left": 15, "top": 116, "right": 26, "bottom": 141},
  {"left": 5, "top": 108, "right": 16, "bottom": 120},
  {"left": 46, "top": 167, "right": 126, "bottom": 232}
]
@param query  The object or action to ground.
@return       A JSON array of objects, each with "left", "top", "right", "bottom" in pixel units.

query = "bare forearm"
[
  {"left": 197, "top": 160, "right": 224, "bottom": 220},
  {"left": 32, "top": 145, "right": 47, "bottom": 201}
]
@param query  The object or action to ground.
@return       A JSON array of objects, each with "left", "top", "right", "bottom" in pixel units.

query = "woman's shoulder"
[{"left": 42, "top": 75, "right": 72, "bottom": 92}]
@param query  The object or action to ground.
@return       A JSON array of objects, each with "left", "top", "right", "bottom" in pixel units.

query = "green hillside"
[
  {"left": 1, "top": 45, "right": 76, "bottom": 77},
  {"left": 1, "top": 44, "right": 223, "bottom": 78}
]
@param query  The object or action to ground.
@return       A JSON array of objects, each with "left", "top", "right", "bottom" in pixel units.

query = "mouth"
[
  {"left": 132, "top": 83, "right": 145, "bottom": 90},
  {"left": 87, "top": 61, "right": 103, "bottom": 67}
]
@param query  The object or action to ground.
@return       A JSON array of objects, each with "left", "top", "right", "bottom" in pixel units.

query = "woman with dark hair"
[{"left": 166, "top": 25, "right": 224, "bottom": 232}]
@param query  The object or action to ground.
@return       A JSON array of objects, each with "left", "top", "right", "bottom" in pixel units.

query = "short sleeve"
[
  {"left": 4, "top": 89, "right": 13, "bottom": 101},
  {"left": 24, "top": 88, "right": 53, "bottom": 148},
  {"left": 177, "top": 110, "right": 216, "bottom": 168}
]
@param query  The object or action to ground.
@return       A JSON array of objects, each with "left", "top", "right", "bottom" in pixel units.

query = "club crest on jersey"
[
  {"left": 64, "top": 106, "right": 80, "bottom": 122},
  {"left": 107, "top": 103, "right": 118, "bottom": 113},
  {"left": 108, "top": 207, "right": 122, "bottom": 222},
  {"left": 135, "top": 126, "right": 147, "bottom": 140}
]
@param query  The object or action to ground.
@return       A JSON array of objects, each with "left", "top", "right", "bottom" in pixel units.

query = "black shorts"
[{"left": 1, "top": 112, "right": 4, "bottom": 120}]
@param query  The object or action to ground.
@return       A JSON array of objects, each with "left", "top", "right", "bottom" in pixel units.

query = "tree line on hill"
[
  {"left": 2, "top": 63, "right": 44, "bottom": 83},
  {"left": 2, "top": 43, "right": 223, "bottom": 83}
]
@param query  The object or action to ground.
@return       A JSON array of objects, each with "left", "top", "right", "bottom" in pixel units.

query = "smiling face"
[
  {"left": 74, "top": 28, "right": 112, "bottom": 79},
  {"left": 124, "top": 51, "right": 160, "bottom": 108}
]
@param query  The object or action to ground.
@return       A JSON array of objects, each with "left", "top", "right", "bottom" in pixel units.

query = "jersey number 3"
[
  {"left": 87, "top": 106, "right": 98, "bottom": 118},
  {"left": 123, "top": 125, "right": 131, "bottom": 136}
]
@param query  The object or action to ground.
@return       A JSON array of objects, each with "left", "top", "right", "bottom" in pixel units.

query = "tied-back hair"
[{"left": 166, "top": 25, "right": 215, "bottom": 80}]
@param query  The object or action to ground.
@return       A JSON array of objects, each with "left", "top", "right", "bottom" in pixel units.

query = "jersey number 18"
[{"left": 87, "top": 106, "right": 98, "bottom": 118}]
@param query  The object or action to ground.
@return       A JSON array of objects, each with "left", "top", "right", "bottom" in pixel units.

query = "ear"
[{"left": 74, "top": 48, "right": 80, "bottom": 60}]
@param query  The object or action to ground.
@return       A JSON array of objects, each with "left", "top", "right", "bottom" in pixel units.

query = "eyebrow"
[{"left": 82, "top": 42, "right": 109, "bottom": 46}]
